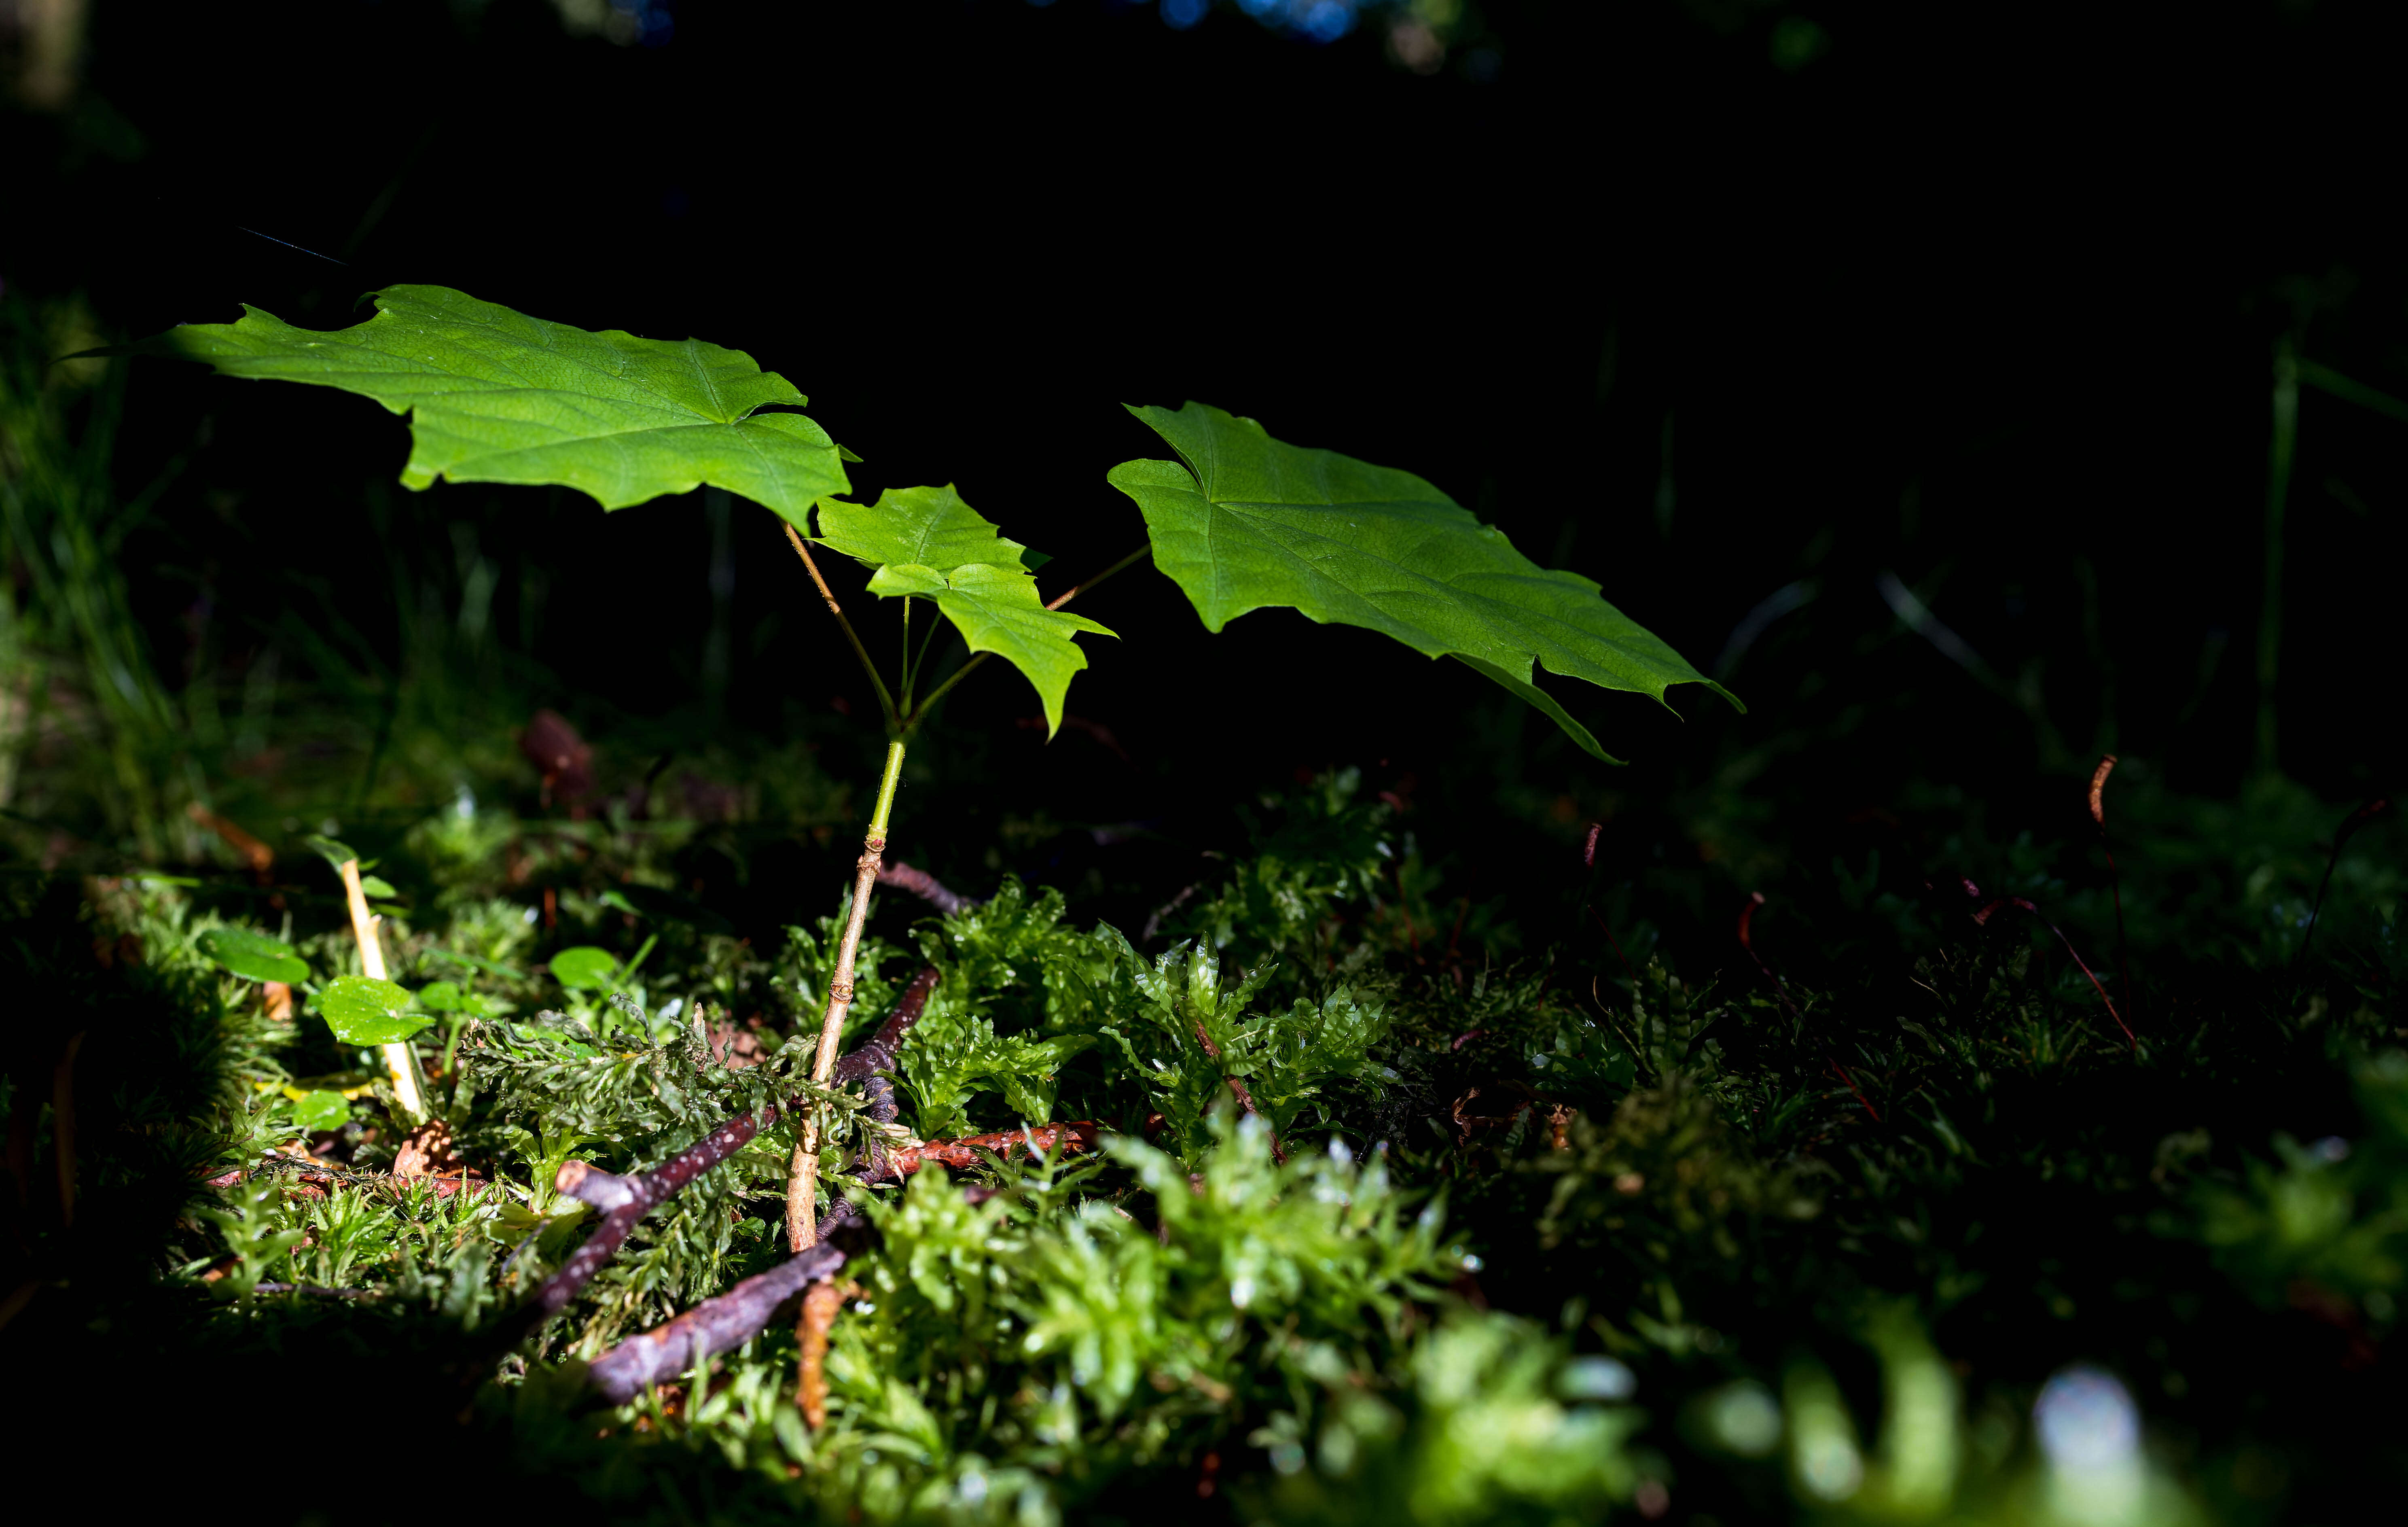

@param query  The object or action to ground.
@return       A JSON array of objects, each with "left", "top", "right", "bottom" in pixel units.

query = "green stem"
[
  {"left": 906, "top": 609, "right": 945, "bottom": 712},
  {"left": 783, "top": 522, "right": 900, "bottom": 733},
  {"left": 898, "top": 595, "right": 915, "bottom": 713},
  {"left": 788, "top": 738, "right": 906, "bottom": 1250},
  {"left": 904, "top": 543, "right": 1151, "bottom": 732}
]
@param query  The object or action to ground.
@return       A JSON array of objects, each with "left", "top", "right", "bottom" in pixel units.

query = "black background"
[{"left": 8, "top": 0, "right": 2404, "bottom": 892}]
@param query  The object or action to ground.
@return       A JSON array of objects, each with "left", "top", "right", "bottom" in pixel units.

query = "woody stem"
[{"left": 787, "top": 740, "right": 906, "bottom": 1249}]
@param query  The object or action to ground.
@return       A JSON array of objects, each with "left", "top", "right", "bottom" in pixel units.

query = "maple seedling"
[{"left": 114, "top": 283, "right": 1737, "bottom": 1242}]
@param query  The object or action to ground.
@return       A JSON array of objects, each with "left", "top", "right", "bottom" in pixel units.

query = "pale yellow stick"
[{"left": 339, "top": 857, "right": 427, "bottom": 1122}]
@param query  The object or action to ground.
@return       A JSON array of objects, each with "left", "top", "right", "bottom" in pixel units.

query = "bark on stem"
[
  {"left": 339, "top": 857, "right": 426, "bottom": 1122},
  {"left": 789, "top": 740, "right": 907, "bottom": 1251}
]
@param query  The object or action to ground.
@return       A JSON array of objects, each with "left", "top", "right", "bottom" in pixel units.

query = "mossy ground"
[{"left": 3, "top": 754, "right": 2400, "bottom": 1525}]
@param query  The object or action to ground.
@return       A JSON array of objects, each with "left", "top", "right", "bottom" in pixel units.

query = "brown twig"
[
  {"left": 531, "top": 972, "right": 938, "bottom": 1323},
  {"left": 875, "top": 861, "right": 978, "bottom": 916},
  {"left": 588, "top": 1233, "right": 854, "bottom": 1404},
  {"left": 877, "top": 1122, "right": 1104, "bottom": 1179},
  {"left": 1184, "top": 1021, "right": 1287, "bottom": 1164},
  {"left": 1587, "top": 904, "right": 1642, "bottom": 987},
  {"left": 1963, "top": 888, "right": 2137, "bottom": 1052},
  {"left": 833, "top": 967, "right": 938, "bottom": 1179},
  {"left": 538, "top": 1111, "right": 781, "bottom": 1320},
  {"left": 186, "top": 803, "right": 274, "bottom": 878},
  {"left": 1590, "top": 973, "right": 1654, "bottom": 1086}
]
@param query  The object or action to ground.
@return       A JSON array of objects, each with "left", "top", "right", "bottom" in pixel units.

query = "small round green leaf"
[
  {"left": 318, "top": 976, "right": 430, "bottom": 1045},
  {"left": 359, "top": 874, "right": 400, "bottom": 900},
  {"left": 198, "top": 927, "right": 309, "bottom": 984},
  {"left": 287, "top": 1090, "right": 350, "bottom": 1132},
  {"left": 417, "top": 980, "right": 464, "bottom": 1012},
  {"left": 549, "top": 947, "right": 619, "bottom": 990}
]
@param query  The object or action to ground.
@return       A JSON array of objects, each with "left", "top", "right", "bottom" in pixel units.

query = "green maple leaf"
[
  {"left": 816, "top": 486, "right": 1113, "bottom": 738},
  {"left": 1106, "top": 401, "right": 1738, "bottom": 762},
  {"left": 120, "top": 285, "right": 850, "bottom": 523}
]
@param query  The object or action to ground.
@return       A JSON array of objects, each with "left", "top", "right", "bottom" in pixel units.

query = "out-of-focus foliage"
[{"left": 2190, "top": 1048, "right": 2408, "bottom": 1323}]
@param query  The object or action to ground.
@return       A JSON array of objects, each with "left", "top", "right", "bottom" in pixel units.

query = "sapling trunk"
[
  {"left": 337, "top": 857, "right": 427, "bottom": 1122},
  {"left": 789, "top": 740, "right": 906, "bottom": 1250}
]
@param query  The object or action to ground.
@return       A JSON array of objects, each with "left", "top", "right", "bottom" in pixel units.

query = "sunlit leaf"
[
  {"left": 1107, "top": 401, "right": 1738, "bottom": 762},
  {"left": 870, "top": 562, "right": 1114, "bottom": 738},
  {"left": 816, "top": 484, "right": 1039, "bottom": 575},
  {"left": 124, "top": 285, "right": 851, "bottom": 526},
  {"left": 198, "top": 927, "right": 308, "bottom": 984},
  {"left": 817, "top": 486, "right": 1113, "bottom": 736},
  {"left": 318, "top": 976, "right": 429, "bottom": 1045}
]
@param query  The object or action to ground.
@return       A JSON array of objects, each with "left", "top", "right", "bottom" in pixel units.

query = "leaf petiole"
[
  {"left": 783, "top": 522, "right": 901, "bottom": 733},
  {"left": 903, "top": 543, "right": 1150, "bottom": 731}
]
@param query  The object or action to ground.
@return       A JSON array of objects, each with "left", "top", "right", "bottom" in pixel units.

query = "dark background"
[{"left": 6, "top": 0, "right": 2404, "bottom": 916}]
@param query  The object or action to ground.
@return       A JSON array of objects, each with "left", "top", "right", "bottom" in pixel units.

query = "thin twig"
[
  {"left": 1182, "top": 1020, "right": 1288, "bottom": 1164},
  {"left": 782, "top": 522, "right": 899, "bottom": 732},
  {"left": 1590, "top": 973, "right": 1654, "bottom": 1087},
  {"left": 875, "top": 862, "right": 979, "bottom": 916},
  {"left": 877, "top": 1122, "right": 1104, "bottom": 1179},
  {"left": 1586, "top": 905, "right": 1641, "bottom": 988},
  {"left": 1969, "top": 893, "right": 2137, "bottom": 1052},
  {"left": 833, "top": 967, "right": 939, "bottom": 1179},
  {"left": 588, "top": 1234, "right": 853, "bottom": 1404},
  {"left": 528, "top": 972, "right": 935, "bottom": 1327},
  {"left": 2298, "top": 798, "right": 2391, "bottom": 971},
  {"left": 536, "top": 1108, "right": 784, "bottom": 1319}
]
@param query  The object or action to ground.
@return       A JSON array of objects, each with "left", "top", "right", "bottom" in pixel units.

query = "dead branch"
[
  {"left": 587, "top": 1230, "right": 854, "bottom": 1404},
  {"left": 875, "top": 861, "right": 978, "bottom": 915},
  {"left": 534, "top": 969, "right": 941, "bottom": 1321},
  {"left": 877, "top": 1122, "right": 1103, "bottom": 1180}
]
